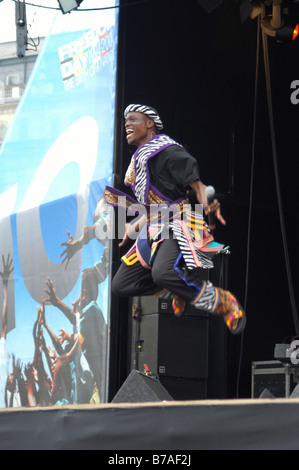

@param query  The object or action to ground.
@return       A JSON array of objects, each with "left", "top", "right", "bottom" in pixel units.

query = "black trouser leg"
[
  {"left": 111, "top": 253, "right": 163, "bottom": 297},
  {"left": 112, "top": 237, "right": 201, "bottom": 302},
  {"left": 151, "top": 236, "right": 200, "bottom": 302}
]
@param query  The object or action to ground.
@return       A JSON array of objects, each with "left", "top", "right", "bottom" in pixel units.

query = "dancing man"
[{"left": 105, "top": 104, "right": 246, "bottom": 334}]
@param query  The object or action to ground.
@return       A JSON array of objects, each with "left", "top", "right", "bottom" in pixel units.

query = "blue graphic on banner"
[{"left": 0, "top": 4, "right": 119, "bottom": 408}]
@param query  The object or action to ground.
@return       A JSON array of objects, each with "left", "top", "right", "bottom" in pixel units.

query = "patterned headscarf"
[{"left": 124, "top": 104, "right": 164, "bottom": 131}]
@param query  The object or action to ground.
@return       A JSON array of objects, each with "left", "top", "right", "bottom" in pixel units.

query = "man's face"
[{"left": 125, "top": 111, "right": 154, "bottom": 147}]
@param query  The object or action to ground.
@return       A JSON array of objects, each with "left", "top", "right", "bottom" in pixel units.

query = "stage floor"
[{"left": 1, "top": 398, "right": 299, "bottom": 450}]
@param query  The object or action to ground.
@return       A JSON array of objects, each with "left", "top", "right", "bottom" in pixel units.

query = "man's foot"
[{"left": 223, "top": 292, "right": 246, "bottom": 335}]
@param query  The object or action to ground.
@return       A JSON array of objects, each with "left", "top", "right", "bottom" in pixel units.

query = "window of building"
[{"left": 6, "top": 74, "right": 21, "bottom": 87}]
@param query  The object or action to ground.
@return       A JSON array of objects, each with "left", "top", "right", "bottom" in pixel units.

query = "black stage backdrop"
[{"left": 109, "top": 0, "right": 299, "bottom": 400}]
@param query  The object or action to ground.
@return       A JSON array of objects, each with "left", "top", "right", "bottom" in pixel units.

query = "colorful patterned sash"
[{"left": 125, "top": 134, "right": 182, "bottom": 204}]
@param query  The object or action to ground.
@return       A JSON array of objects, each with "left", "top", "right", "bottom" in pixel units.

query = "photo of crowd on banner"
[{"left": 0, "top": 194, "right": 111, "bottom": 409}]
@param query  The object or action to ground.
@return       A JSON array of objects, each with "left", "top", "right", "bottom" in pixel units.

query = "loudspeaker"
[
  {"left": 128, "top": 297, "right": 209, "bottom": 380},
  {"left": 159, "top": 376, "right": 207, "bottom": 401},
  {"left": 290, "top": 383, "right": 299, "bottom": 398},
  {"left": 127, "top": 296, "right": 209, "bottom": 400},
  {"left": 259, "top": 388, "right": 275, "bottom": 399},
  {"left": 111, "top": 369, "right": 173, "bottom": 403}
]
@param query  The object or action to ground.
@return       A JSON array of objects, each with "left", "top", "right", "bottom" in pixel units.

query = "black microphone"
[{"left": 205, "top": 185, "right": 216, "bottom": 230}]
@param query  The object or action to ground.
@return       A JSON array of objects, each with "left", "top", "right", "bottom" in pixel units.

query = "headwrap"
[{"left": 124, "top": 104, "right": 164, "bottom": 131}]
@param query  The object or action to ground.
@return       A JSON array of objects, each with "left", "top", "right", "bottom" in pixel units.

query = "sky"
[
  {"left": 0, "top": 0, "right": 116, "bottom": 44},
  {"left": 0, "top": 0, "right": 58, "bottom": 43}
]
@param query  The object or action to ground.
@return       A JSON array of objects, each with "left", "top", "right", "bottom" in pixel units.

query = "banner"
[{"left": 0, "top": 2, "right": 119, "bottom": 407}]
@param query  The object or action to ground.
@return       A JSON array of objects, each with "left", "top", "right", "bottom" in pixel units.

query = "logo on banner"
[{"left": 58, "top": 27, "right": 114, "bottom": 91}]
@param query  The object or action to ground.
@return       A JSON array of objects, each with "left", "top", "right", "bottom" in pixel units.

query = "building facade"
[{"left": 0, "top": 39, "right": 43, "bottom": 146}]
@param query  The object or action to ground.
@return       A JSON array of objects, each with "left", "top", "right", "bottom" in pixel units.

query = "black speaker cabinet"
[
  {"left": 123, "top": 255, "right": 229, "bottom": 401},
  {"left": 111, "top": 369, "right": 173, "bottom": 403},
  {"left": 128, "top": 296, "right": 209, "bottom": 400}
]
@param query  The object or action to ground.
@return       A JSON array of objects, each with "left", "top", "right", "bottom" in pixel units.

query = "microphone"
[{"left": 205, "top": 185, "right": 216, "bottom": 230}]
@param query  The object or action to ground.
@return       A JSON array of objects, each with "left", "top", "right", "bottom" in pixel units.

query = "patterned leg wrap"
[
  {"left": 172, "top": 285, "right": 245, "bottom": 334},
  {"left": 191, "top": 280, "right": 218, "bottom": 312}
]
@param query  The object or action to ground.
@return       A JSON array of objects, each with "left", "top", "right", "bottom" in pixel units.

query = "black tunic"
[{"left": 148, "top": 144, "right": 200, "bottom": 201}]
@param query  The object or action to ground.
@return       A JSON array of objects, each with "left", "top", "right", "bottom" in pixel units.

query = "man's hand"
[
  {"left": 0, "top": 253, "right": 14, "bottom": 284},
  {"left": 189, "top": 180, "right": 226, "bottom": 227},
  {"left": 59, "top": 230, "right": 83, "bottom": 269},
  {"left": 118, "top": 223, "right": 136, "bottom": 247},
  {"left": 118, "top": 215, "right": 147, "bottom": 247},
  {"left": 204, "top": 199, "right": 226, "bottom": 226},
  {"left": 44, "top": 277, "right": 60, "bottom": 307}
]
